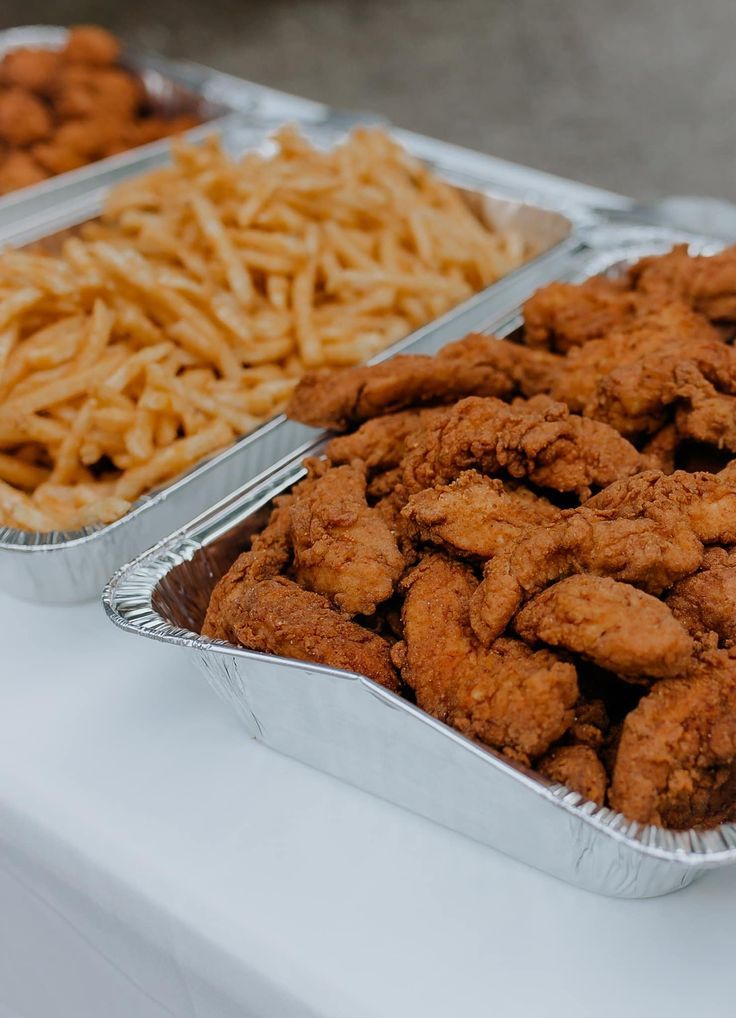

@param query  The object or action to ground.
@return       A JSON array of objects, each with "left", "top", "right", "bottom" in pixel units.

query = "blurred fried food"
[{"left": 0, "top": 25, "right": 201, "bottom": 194}]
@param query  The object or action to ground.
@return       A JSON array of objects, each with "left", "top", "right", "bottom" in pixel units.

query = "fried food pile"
[
  {"left": 203, "top": 243, "right": 736, "bottom": 831},
  {"left": 0, "top": 25, "right": 200, "bottom": 195}
]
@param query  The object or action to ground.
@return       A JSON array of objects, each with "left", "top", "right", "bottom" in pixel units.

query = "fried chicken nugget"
[
  {"left": 469, "top": 503, "right": 703, "bottom": 645},
  {"left": 667, "top": 547, "right": 736, "bottom": 647},
  {"left": 0, "top": 150, "right": 47, "bottom": 193},
  {"left": 220, "top": 576, "right": 399, "bottom": 691},
  {"left": 0, "top": 87, "right": 53, "bottom": 146},
  {"left": 392, "top": 554, "right": 578, "bottom": 761},
  {"left": 514, "top": 575, "right": 693, "bottom": 681},
  {"left": 289, "top": 462, "right": 404, "bottom": 616},
  {"left": 537, "top": 744, "right": 608, "bottom": 805},
  {"left": 0, "top": 48, "right": 61, "bottom": 94},
  {"left": 610, "top": 647, "right": 736, "bottom": 827},
  {"left": 402, "top": 471, "right": 561, "bottom": 558},
  {"left": 401, "top": 396, "right": 646, "bottom": 497},
  {"left": 285, "top": 334, "right": 526, "bottom": 430},
  {"left": 522, "top": 275, "right": 644, "bottom": 352},
  {"left": 63, "top": 25, "right": 121, "bottom": 66}
]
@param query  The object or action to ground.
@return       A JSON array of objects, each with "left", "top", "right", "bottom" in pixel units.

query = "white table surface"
[{"left": 1, "top": 588, "right": 733, "bottom": 1018}]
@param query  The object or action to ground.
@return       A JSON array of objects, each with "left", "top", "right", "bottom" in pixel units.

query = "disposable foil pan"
[
  {"left": 0, "top": 118, "right": 589, "bottom": 602},
  {"left": 104, "top": 224, "right": 736, "bottom": 898},
  {"left": 0, "top": 24, "right": 327, "bottom": 220}
]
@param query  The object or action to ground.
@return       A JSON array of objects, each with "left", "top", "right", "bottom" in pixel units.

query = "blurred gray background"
[{"left": 1, "top": 0, "right": 733, "bottom": 200}]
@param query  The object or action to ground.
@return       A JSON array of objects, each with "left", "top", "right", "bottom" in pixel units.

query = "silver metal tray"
[
  {"left": 0, "top": 117, "right": 591, "bottom": 603},
  {"left": 104, "top": 224, "right": 736, "bottom": 898},
  {"left": 0, "top": 24, "right": 327, "bottom": 223}
]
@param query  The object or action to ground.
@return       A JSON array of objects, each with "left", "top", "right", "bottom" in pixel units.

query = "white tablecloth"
[{"left": 1, "top": 589, "right": 732, "bottom": 1017}]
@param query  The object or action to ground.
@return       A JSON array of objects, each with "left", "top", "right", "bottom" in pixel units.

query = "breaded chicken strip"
[
  {"left": 469, "top": 504, "right": 703, "bottom": 644},
  {"left": 514, "top": 576, "right": 693, "bottom": 680},
  {"left": 391, "top": 554, "right": 577, "bottom": 761},
  {"left": 589, "top": 328, "right": 736, "bottom": 438},
  {"left": 610, "top": 647, "right": 736, "bottom": 828},
  {"left": 325, "top": 407, "right": 447, "bottom": 472},
  {"left": 220, "top": 576, "right": 399, "bottom": 690},
  {"left": 202, "top": 495, "right": 296, "bottom": 642},
  {"left": 629, "top": 243, "right": 736, "bottom": 323},
  {"left": 537, "top": 744, "right": 608, "bottom": 805},
  {"left": 547, "top": 302, "right": 721, "bottom": 413},
  {"left": 667, "top": 547, "right": 736, "bottom": 647},
  {"left": 522, "top": 275, "right": 644, "bottom": 352},
  {"left": 285, "top": 333, "right": 521, "bottom": 429},
  {"left": 290, "top": 462, "right": 404, "bottom": 616},
  {"left": 402, "top": 471, "right": 561, "bottom": 558},
  {"left": 585, "top": 469, "right": 736, "bottom": 544},
  {"left": 401, "top": 396, "right": 646, "bottom": 497}
]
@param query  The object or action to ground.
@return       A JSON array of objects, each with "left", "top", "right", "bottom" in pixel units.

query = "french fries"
[{"left": 0, "top": 127, "right": 528, "bottom": 532}]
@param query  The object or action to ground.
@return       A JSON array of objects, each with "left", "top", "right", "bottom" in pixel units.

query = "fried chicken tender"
[
  {"left": 630, "top": 243, "right": 736, "bottom": 323},
  {"left": 514, "top": 576, "right": 693, "bottom": 680},
  {"left": 392, "top": 555, "right": 577, "bottom": 761},
  {"left": 610, "top": 648, "right": 736, "bottom": 827},
  {"left": 547, "top": 302, "right": 720, "bottom": 413},
  {"left": 469, "top": 501, "right": 703, "bottom": 644},
  {"left": 585, "top": 469, "right": 736, "bottom": 545},
  {"left": 285, "top": 334, "right": 527, "bottom": 430},
  {"left": 538, "top": 744, "right": 608, "bottom": 805},
  {"left": 667, "top": 547, "right": 736, "bottom": 647},
  {"left": 325, "top": 407, "right": 448, "bottom": 473},
  {"left": 289, "top": 462, "right": 404, "bottom": 616},
  {"left": 590, "top": 328, "right": 736, "bottom": 439},
  {"left": 401, "top": 395, "right": 646, "bottom": 497},
  {"left": 522, "top": 275, "right": 643, "bottom": 352},
  {"left": 219, "top": 576, "right": 400, "bottom": 690},
  {"left": 402, "top": 471, "right": 561, "bottom": 558},
  {"left": 202, "top": 497, "right": 296, "bottom": 642}
]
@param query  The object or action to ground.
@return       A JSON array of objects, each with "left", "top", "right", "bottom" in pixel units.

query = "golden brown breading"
[
  {"left": 469, "top": 503, "right": 703, "bottom": 644},
  {"left": 629, "top": 243, "right": 736, "bottom": 323},
  {"left": 514, "top": 576, "right": 693, "bottom": 680},
  {"left": 589, "top": 329, "right": 736, "bottom": 438},
  {"left": 221, "top": 576, "right": 400, "bottom": 690},
  {"left": 392, "top": 554, "right": 578, "bottom": 761},
  {"left": 610, "top": 648, "right": 736, "bottom": 827},
  {"left": 537, "top": 744, "right": 608, "bottom": 805},
  {"left": 202, "top": 497, "right": 296, "bottom": 641},
  {"left": 401, "top": 396, "right": 646, "bottom": 497},
  {"left": 522, "top": 275, "right": 643, "bottom": 352},
  {"left": 585, "top": 469, "right": 736, "bottom": 545},
  {"left": 548, "top": 302, "right": 720, "bottom": 413},
  {"left": 289, "top": 462, "right": 404, "bottom": 616},
  {"left": 667, "top": 547, "right": 736, "bottom": 647},
  {"left": 325, "top": 407, "right": 447, "bottom": 472},
  {"left": 285, "top": 333, "right": 522, "bottom": 430},
  {"left": 402, "top": 471, "right": 561, "bottom": 558}
]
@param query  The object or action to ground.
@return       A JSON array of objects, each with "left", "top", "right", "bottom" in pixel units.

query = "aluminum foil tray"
[
  {"left": 104, "top": 224, "right": 736, "bottom": 897},
  {"left": 0, "top": 117, "right": 591, "bottom": 602},
  {"left": 0, "top": 24, "right": 328, "bottom": 224}
]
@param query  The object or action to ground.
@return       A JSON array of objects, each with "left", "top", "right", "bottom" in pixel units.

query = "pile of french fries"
[{"left": 0, "top": 127, "right": 528, "bottom": 532}]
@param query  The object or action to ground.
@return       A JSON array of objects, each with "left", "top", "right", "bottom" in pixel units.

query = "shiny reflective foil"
[
  {"left": 0, "top": 116, "right": 589, "bottom": 602},
  {"left": 104, "top": 225, "right": 736, "bottom": 897}
]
